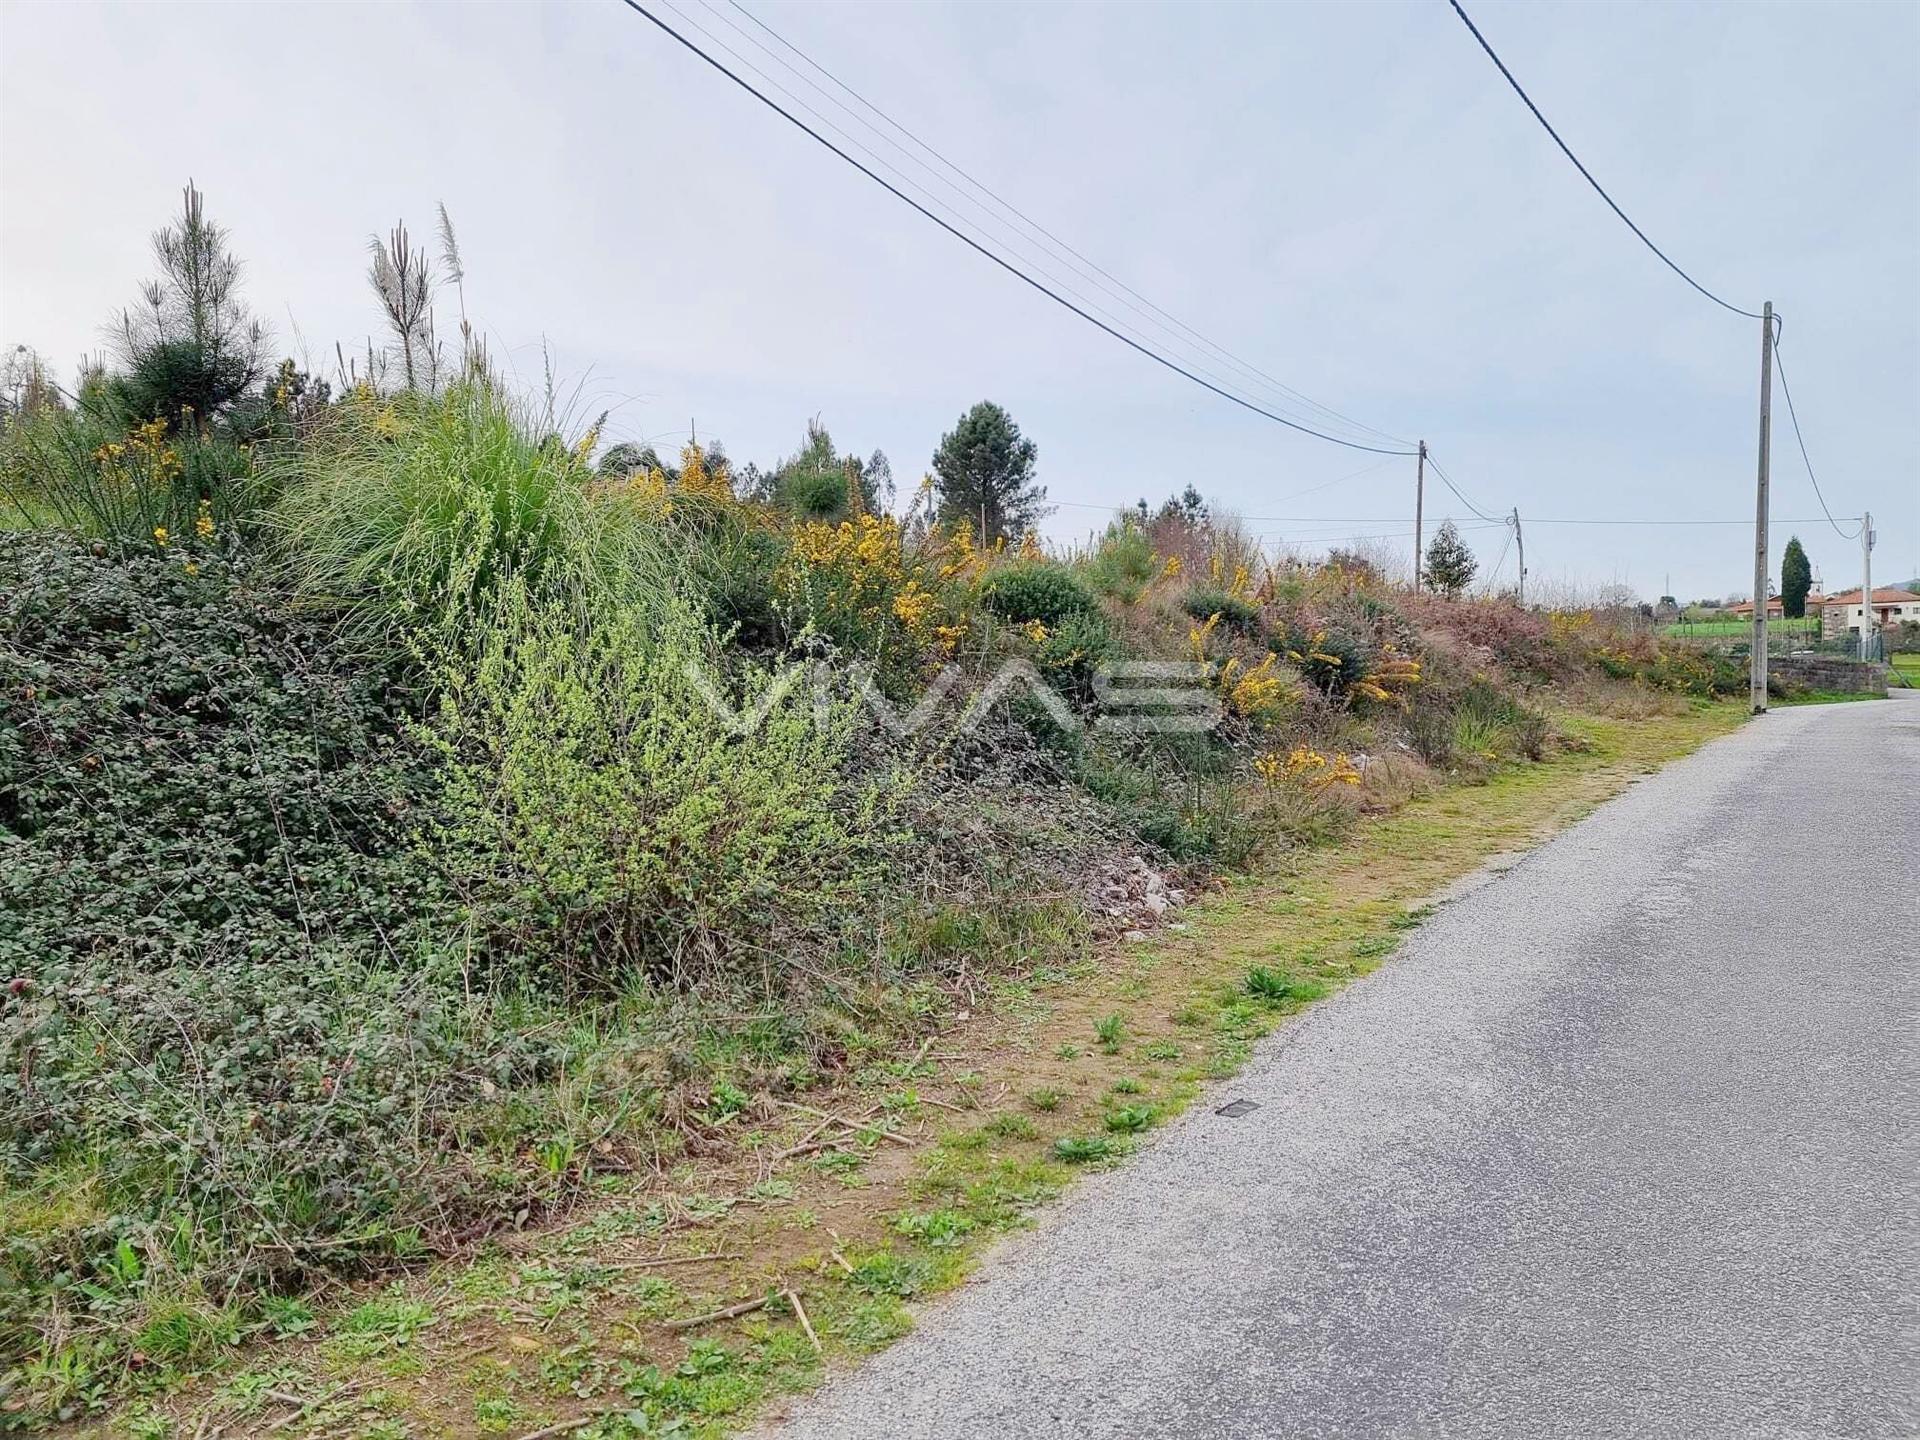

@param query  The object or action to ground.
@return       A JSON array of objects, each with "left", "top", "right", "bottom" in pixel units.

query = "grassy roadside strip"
[{"left": 93, "top": 701, "right": 1745, "bottom": 1440}]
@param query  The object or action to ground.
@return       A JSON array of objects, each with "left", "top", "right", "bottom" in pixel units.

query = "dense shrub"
[
  {"left": 1404, "top": 594, "right": 1559, "bottom": 677},
  {"left": 0, "top": 532, "right": 551, "bottom": 1410},
  {"left": 980, "top": 560, "right": 1100, "bottom": 630},
  {"left": 773, "top": 512, "right": 956, "bottom": 684},
  {"left": 0, "top": 532, "right": 437, "bottom": 978},
  {"left": 1279, "top": 617, "right": 1371, "bottom": 694},
  {"left": 1404, "top": 671, "right": 1551, "bottom": 769},
  {"left": 1585, "top": 631, "right": 1745, "bottom": 698},
  {"left": 1181, "top": 585, "right": 1262, "bottom": 635},
  {"left": 425, "top": 586, "right": 907, "bottom": 993},
  {"left": 1083, "top": 518, "right": 1157, "bottom": 604}
]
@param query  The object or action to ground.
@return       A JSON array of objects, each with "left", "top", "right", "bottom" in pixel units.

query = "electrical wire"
[
  {"left": 1424, "top": 452, "right": 1502, "bottom": 523},
  {"left": 1524, "top": 515, "right": 1861, "bottom": 526},
  {"left": 1446, "top": 0, "right": 1765, "bottom": 322},
  {"left": 619, "top": 0, "right": 1419, "bottom": 457},
  {"left": 658, "top": 0, "right": 1379, "bottom": 446},
  {"left": 718, "top": 0, "right": 1415, "bottom": 451},
  {"left": 1485, "top": 527, "right": 1514, "bottom": 585},
  {"left": 1769, "top": 332, "right": 1862, "bottom": 540}
]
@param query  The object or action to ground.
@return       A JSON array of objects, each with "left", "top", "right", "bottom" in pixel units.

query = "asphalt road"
[{"left": 768, "top": 694, "right": 1920, "bottom": 1440}]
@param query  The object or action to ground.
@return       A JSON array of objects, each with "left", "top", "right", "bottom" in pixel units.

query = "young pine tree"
[
  {"left": 1423, "top": 519, "right": 1478, "bottom": 598},
  {"left": 112, "top": 182, "right": 264, "bottom": 425},
  {"left": 930, "top": 400, "right": 1045, "bottom": 544}
]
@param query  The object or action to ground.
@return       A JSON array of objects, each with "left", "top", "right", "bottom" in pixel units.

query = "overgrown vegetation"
[{"left": 0, "top": 186, "right": 1755, "bottom": 1429}]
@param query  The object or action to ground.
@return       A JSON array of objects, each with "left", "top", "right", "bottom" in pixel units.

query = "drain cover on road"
[{"left": 1216, "top": 1099, "right": 1261, "bottom": 1117}]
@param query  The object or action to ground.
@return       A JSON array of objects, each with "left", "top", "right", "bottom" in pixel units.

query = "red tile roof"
[{"left": 1821, "top": 587, "right": 1919, "bottom": 606}]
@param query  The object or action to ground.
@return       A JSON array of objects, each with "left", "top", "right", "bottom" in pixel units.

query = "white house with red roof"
[{"left": 1819, "top": 586, "right": 1920, "bottom": 638}]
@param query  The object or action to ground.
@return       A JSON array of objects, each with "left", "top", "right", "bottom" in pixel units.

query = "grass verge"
[
  {"left": 1772, "top": 689, "right": 1887, "bottom": 706},
  {"left": 78, "top": 701, "right": 1744, "bottom": 1440}
]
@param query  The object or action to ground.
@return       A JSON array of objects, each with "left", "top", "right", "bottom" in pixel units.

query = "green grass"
[
  {"left": 1773, "top": 689, "right": 1885, "bottom": 706},
  {"left": 1662, "top": 617, "right": 1819, "bottom": 638},
  {"left": 1889, "top": 654, "right": 1919, "bottom": 688}
]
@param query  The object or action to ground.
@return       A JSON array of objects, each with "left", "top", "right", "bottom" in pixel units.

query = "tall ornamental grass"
[{"left": 272, "top": 380, "right": 676, "bottom": 646}]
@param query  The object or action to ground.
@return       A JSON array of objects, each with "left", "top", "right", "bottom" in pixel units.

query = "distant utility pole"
[
  {"left": 1413, "top": 440, "right": 1427, "bottom": 589},
  {"left": 1750, "top": 302, "right": 1773, "bottom": 715},
  {"left": 1512, "top": 508, "right": 1526, "bottom": 607},
  {"left": 1861, "top": 509, "right": 1876, "bottom": 661}
]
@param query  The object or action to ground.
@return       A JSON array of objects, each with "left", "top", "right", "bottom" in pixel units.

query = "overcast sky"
[{"left": 3, "top": 0, "right": 1915, "bottom": 600}]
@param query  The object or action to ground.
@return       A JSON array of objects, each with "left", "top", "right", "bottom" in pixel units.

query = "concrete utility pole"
[
  {"left": 1413, "top": 440, "right": 1427, "bottom": 590},
  {"left": 1512, "top": 508, "right": 1526, "bottom": 607},
  {"left": 1860, "top": 510, "right": 1876, "bottom": 661},
  {"left": 1750, "top": 302, "right": 1774, "bottom": 715}
]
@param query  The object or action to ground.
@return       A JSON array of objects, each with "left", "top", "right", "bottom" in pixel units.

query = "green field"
[
  {"left": 1891, "top": 653, "right": 1920, "bottom": 687},
  {"left": 1662, "top": 617, "right": 1820, "bottom": 639}
]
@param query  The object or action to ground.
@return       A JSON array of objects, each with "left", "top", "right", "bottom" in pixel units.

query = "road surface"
[{"left": 768, "top": 694, "right": 1919, "bottom": 1440}]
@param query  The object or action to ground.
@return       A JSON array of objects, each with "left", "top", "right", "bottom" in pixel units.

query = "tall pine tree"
[{"left": 931, "top": 401, "right": 1046, "bottom": 543}]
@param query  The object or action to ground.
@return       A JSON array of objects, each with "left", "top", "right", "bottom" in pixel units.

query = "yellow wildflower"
[
  {"left": 1187, "top": 612, "right": 1222, "bottom": 661},
  {"left": 194, "top": 499, "right": 215, "bottom": 540},
  {"left": 677, "top": 442, "right": 733, "bottom": 504},
  {"left": 891, "top": 580, "right": 935, "bottom": 633},
  {"left": 1023, "top": 619, "right": 1050, "bottom": 645},
  {"left": 152, "top": 526, "right": 169, "bottom": 547},
  {"left": 1223, "top": 652, "right": 1288, "bottom": 720}
]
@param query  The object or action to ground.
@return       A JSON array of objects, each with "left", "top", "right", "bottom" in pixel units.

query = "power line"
[
  {"left": 659, "top": 0, "right": 1379, "bottom": 447},
  {"left": 1446, "top": 0, "right": 1765, "bottom": 322},
  {"left": 1423, "top": 452, "right": 1501, "bottom": 522},
  {"left": 1047, "top": 498, "right": 1507, "bottom": 528},
  {"left": 1485, "top": 527, "right": 1515, "bottom": 585},
  {"left": 1769, "top": 332, "right": 1862, "bottom": 540},
  {"left": 619, "top": 0, "right": 1419, "bottom": 457},
  {"left": 1248, "top": 524, "right": 1506, "bottom": 544},
  {"left": 1525, "top": 515, "right": 1860, "bottom": 526},
  {"left": 718, "top": 0, "right": 1414, "bottom": 451}
]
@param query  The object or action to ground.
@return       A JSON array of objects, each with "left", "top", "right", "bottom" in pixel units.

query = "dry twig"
[
  {"left": 663, "top": 1294, "right": 771, "bottom": 1332},
  {"left": 511, "top": 1418, "right": 597, "bottom": 1440},
  {"left": 600, "top": 1251, "right": 741, "bottom": 1271},
  {"left": 787, "top": 1289, "right": 821, "bottom": 1352}
]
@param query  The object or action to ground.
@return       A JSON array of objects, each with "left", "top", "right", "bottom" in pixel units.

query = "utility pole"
[
  {"left": 1860, "top": 509, "right": 1876, "bottom": 661},
  {"left": 1413, "top": 440, "right": 1427, "bottom": 590},
  {"left": 1749, "top": 302, "right": 1773, "bottom": 715},
  {"left": 1512, "top": 508, "right": 1526, "bottom": 607}
]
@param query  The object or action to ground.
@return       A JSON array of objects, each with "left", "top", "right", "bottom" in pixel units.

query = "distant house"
[
  {"left": 1819, "top": 587, "right": 1920, "bottom": 637},
  {"left": 1729, "top": 593, "right": 1823, "bottom": 620}
]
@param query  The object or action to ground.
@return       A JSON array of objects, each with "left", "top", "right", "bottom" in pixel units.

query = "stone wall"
[{"left": 1773, "top": 654, "right": 1888, "bottom": 696}]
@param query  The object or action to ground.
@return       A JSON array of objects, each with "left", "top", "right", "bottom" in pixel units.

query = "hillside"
[{"left": 0, "top": 191, "right": 1757, "bottom": 1434}]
